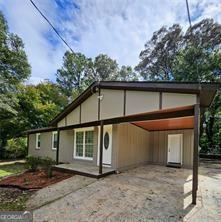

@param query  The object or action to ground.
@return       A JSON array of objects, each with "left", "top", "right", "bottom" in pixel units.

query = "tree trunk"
[{"left": 0, "top": 136, "right": 7, "bottom": 159}]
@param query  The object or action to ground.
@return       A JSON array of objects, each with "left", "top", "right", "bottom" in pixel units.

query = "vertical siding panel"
[
  {"left": 149, "top": 132, "right": 154, "bottom": 162},
  {"left": 116, "top": 123, "right": 150, "bottom": 169},
  {"left": 159, "top": 131, "right": 164, "bottom": 164}
]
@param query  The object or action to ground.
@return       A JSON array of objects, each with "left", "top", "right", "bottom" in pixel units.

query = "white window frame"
[
  {"left": 35, "top": 133, "right": 41, "bottom": 149},
  {"left": 73, "top": 127, "right": 94, "bottom": 160},
  {"left": 52, "top": 131, "right": 58, "bottom": 150}
]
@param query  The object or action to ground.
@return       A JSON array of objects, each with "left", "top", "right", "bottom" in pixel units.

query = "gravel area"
[{"left": 33, "top": 162, "right": 221, "bottom": 222}]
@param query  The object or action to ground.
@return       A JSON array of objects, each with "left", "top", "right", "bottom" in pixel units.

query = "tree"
[
  {"left": 117, "top": 65, "right": 139, "bottom": 81},
  {"left": 136, "top": 19, "right": 221, "bottom": 81},
  {"left": 0, "top": 11, "right": 31, "bottom": 157},
  {"left": 136, "top": 18, "right": 221, "bottom": 153},
  {"left": 56, "top": 51, "right": 91, "bottom": 99},
  {"left": 172, "top": 46, "right": 221, "bottom": 82},
  {"left": 56, "top": 53, "right": 122, "bottom": 100},
  {"left": 201, "top": 91, "right": 221, "bottom": 154},
  {"left": 16, "top": 82, "right": 67, "bottom": 131},
  {"left": 90, "top": 54, "right": 119, "bottom": 81},
  {"left": 135, "top": 24, "right": 183, "bottom": 80}
]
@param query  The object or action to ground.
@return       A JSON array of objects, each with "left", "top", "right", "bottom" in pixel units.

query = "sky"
[{"left": 0, "top": 0, "right": 221, "bottom": 84}]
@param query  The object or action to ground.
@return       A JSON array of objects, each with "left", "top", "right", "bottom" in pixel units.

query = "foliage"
[
  {"left": 136, "top": 18, "right": 221, "bottom": 80},
  {"left": 26, "top": 156, "right": 41, "bottom": 172},
  {"left": 16, "top": 82, "right": 68, "bottom": 129},
  {"left": 5, "top": 137, "right": 27, "bottom": 159},
  {"left": 172, "top": 46, "right": 221, "bottom": 82},
  {"left": 56, "top": 51, "right": 91, "bottom": 98},
  {"left": 117, "top": 65, "right": 139, "bottom": 81},
  {"left": 90, "top": 54, "right": 119, "bottom": 81},
  {"left": 135, "top": 24, "right": 183, "bottom": 80},
  {"left": 41, "top": 157, "right": 56, "bottom": 178},
  {"left": 136, "top": 18, "right": 221, "bottom": 153},
  {"left": 0, "top": 11, "right": 31, "bottom": 158},
  {"left": 56, "top": 51, "right": 138, "bottom": 100}
]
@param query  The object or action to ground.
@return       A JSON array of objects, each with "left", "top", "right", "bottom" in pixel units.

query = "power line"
[
  {"left": 185, "top": 0, "right": 200, "bottom": 83},
  {"left": 29, "top": 0, "right": 74, "bottom": 53},
  {"left": 185, "top": 0, "right": 192, "bottom": 28}
]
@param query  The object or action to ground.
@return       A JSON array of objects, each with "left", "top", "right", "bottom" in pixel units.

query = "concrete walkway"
[
  {"left": 33, "top": 162, "right": 221, "bottom": 222},
  {"left": 27, "top": 175, "right": 96, "bottom": 210}
]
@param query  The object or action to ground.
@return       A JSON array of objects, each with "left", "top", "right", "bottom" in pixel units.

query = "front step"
[{"left": 166, "top": 162, "right": 182, "bottom": 168}]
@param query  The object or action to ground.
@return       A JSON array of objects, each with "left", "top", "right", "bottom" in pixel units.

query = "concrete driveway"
[{"left": 33, "top": 161, "right": 221, "bottom": 222}]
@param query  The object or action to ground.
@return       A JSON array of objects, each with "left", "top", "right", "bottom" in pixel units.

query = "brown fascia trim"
[
  {"left": 49, "top": 81, "right": 220, "bottom": 126},
  {"left": 24, "top": 127, "right": 57, "bottom": 135},
  {"left": 99, "top": 81, "right": 221, "bottom": 93}
]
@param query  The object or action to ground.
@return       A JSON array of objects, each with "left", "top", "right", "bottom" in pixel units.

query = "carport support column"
[
  {"left": 56, "top": 129, "right": 60, "bottom": 165},
  {"left": 192, "top": 104, "right": 199, "bottom": 205},
  {"left": 99, "top": 120, "right": 104, "bottom": 174}
]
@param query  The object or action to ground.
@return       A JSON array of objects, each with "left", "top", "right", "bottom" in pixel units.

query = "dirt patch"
[
  {"left": 0, "top": 187, "right": 33, "bottom": 211},
  {"left": 0, "top": 169, "right": 74, "bottom": 190}
]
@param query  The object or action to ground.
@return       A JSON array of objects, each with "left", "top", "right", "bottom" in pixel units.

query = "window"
[
  {"left": 52, "top": 132, "right": 58, "bottom": 150},
  {"left": 36, "top": 133, "right": 41, "bottom": 149},
  {"left": 74, "top": 128, "right": 94, "bottom": 160}
]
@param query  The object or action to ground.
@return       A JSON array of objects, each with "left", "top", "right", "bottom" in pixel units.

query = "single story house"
[{"left": 26, "top": 81, "right": 220, "bottom": 204}]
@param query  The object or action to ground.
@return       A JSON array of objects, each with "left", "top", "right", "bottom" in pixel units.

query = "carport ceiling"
[{"left": 133, "top": 116, "right": 194, "bottom": 131}]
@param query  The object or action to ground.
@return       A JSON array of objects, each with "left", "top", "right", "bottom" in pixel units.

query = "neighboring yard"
[{"left": 0, "top": 161, "right": 26, "bottom": 178}]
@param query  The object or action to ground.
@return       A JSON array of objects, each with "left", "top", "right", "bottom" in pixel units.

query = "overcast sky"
[{"left": 0, "top": 0, "right": 221, "bottom": 84}]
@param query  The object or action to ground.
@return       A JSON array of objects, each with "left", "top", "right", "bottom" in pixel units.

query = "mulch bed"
[{"left": 0, "top": 169, "right": 74, "bottom": 190}]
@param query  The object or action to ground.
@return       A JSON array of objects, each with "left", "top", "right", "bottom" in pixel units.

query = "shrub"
[
  {"left": 41, "top": 157, "right": 56, "bottom": 178},
  {"left": 5, "top": 137, "right": 27, "bottom": 159},
  {"left": 26, "top": 155, "right": 41, "bottom": 171}
]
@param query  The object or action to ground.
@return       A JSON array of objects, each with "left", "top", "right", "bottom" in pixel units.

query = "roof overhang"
[
  {"left": 25, "top": 105, "right": 194, "bottom": 134},
  {"left": 133, "top": 116, "right": 194, "bottom": 131},
  {"left": 49, "top": 81, "right": 220, "bottom": 126}
]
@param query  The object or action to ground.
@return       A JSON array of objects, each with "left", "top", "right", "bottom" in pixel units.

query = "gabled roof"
[{"left": 49, "top": 81, "right": 221, "bottom": 126}]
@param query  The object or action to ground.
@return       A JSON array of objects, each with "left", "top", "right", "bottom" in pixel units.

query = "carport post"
[
  {"left": 99, "top": 120, "right": 104, "bottom": 174},
  {"left": 192, "top": 104, "right": 199, "bottom": 204},
  {"left": 56, "top": 129, "right": 60, "bottom": 165}
]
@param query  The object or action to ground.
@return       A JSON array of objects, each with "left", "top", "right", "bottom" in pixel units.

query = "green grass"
[{"left": 0, "top": 162, "right": 26, "bottom": 178}]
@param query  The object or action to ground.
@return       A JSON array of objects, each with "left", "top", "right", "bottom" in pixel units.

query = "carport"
[{"left": 54, "top": 104, "right": 199, "bottom": 204}]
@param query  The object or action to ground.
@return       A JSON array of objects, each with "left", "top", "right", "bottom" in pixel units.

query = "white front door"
[
  {"left": 97, "top": 125, "right": 112, "bottom": 166},
  {"left": 167, "top": 134, "right": 183, "bottom": 164}
]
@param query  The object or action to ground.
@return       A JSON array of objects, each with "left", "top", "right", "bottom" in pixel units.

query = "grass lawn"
[{"left": 0, "top": 162, "right": 26, "bottom": 179}]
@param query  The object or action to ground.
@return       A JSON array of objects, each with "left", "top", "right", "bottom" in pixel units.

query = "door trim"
[
  {"left": 97, "top": 125, "right": 112, "bottom": 167},
  {"left": 167, "top": 134, "right": 183, "bottom": 165}
]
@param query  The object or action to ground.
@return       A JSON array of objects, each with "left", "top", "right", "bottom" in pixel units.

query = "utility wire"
[
  {"left": 185, "top": 0, "right": 192, "bottom": 29},
  {"left": 185, "top": 0, "right": 200, "bottom": 83},
  {"left": 29, "top": 0, "right": 74, "bottom": 53}
]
